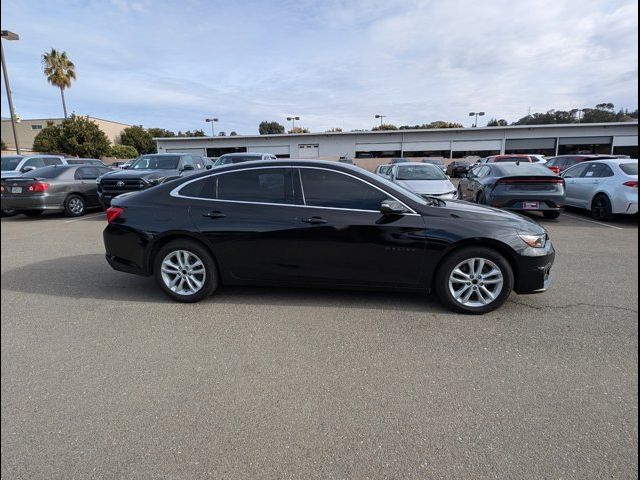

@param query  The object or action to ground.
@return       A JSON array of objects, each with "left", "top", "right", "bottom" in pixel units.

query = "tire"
[
  {"left": 476, "top": 191, "right": 487, "bottom": 205},
  {"left": 153, "top": 239, "right": 219, "bottom": 303},
  {"left": 543, "top": 211, "right": 561, "bottom": 220},
  {"left": 434, "top": 246, "right": 514, "bottom": 314},
  {"left": 456, "top": 186, "right": 464, "bottom": 200},
  {"left": 591, "top": 194, "right": 613, "bottom": 221},
  {"left": 64, "top": 194, "right": 86, "bottom": 217},
  {"left": 22, "top": 210, "right": 44, "bottom": 217},
  {"left": 1, "top": 209, "right": 17, "bottom": 217}
]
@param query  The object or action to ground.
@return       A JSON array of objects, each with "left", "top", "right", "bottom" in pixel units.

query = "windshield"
[
  {"left": 355, "top": 168, "right": 427, "bottom": 205},
  {"left": 396, "top": 165, "right": 447, "bottom": 180},
  {"left": 2, "top": 156, "right": 23, "bottom": 171},
  {"left": 619, "top": 163, "right": 638, "bottom": 176},
  {"left": 130, "top": 155, "right": 180, "bottom": 170}
]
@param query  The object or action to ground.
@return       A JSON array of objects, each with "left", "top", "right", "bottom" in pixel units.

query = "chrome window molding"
[{"left": 170, "top": 165, "right": 419, "bottom": 215}]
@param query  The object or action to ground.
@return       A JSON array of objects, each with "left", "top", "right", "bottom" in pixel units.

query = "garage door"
[
  {"left": 452, "top": 140, "right": 502, "bottom": 151},
  {"left": 403, "top": 141, "right": 451, "bottom": 151},
  {"left": 613, "top": 136, "right": 638, "bottom": 147},
  {"left": 298, "top": 144, "right": 319, "bottom": 158},
  {"left": 248, "top": 145, "right": 290, "bottom": 155}
]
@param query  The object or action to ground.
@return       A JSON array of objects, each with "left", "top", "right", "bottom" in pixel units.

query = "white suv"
[{"left": 1, "top": 154, "right": 67, "bottom": 178}]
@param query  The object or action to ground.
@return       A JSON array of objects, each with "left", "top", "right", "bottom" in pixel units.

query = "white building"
[{"left": 155, "top": 122, "right": 638, "bottom": 165}]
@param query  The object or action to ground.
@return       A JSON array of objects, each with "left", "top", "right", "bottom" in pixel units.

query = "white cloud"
[{"left": 1, "top": 0, "right": 637, "bottom": 133}]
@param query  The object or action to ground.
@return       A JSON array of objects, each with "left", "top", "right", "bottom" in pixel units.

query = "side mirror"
[
  {"left": 181, "top": 164, "right": 195, "bottom": 171},
  {"left": 380, "top": 200, "right": 408, "bottom": 215},
  {"left": 121, "top": 164, "right": 130, "bottom": 169},
  {"left": 205, "top": 164, "right": 213, "bottom": 170},
  {"left": 21, "top": 166, "right": 36, "bottom": 173}
]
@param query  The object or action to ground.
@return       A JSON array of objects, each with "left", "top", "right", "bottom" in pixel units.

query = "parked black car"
[
  {"left": 446, "top": 160, "right": 472, "bottom": 178},
  {"left": 97, "top": 153, "right": 209, "bottom": 207},
  {"left": 1, "top": 164, "right": 112, "bottom": 217},
  {"left": 457, "top": 163, "right": 566, "bottom": 219},
  {"left": 103, "top": 160, "right": 555, "bottom": 314}
]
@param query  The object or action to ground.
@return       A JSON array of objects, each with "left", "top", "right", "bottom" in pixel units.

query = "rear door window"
[
  {"left": 586, "top": 163, "right": 614, "bottom": 178},
  {"left": 300, "top": 168, "right": 390, "bottom": 211}
]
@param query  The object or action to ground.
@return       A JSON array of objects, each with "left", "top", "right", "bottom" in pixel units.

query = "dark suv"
[{"left": 97, "top": 153, "right": 209, "bottom": 207}]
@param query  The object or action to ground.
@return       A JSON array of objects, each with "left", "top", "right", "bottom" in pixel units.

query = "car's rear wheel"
[
  {"left": 154, "top": 239, "right": 219, "bottom": 302},
  {"left": 543, "top": 211, "right": 561, "bottom": 219},
  {"left": 22, "top": 210, "right": 44, "bottom": 217},
  {"left": 435, "top": 247, "right": 514, "bottom": 314},
  {"left": 2, "top": 208, "right": 17, "bottom": 217},
  {"left": 456, "top": 186, "right": 464, "bottom": 199},
  {"left": 476, "top": 191, "right": 487, "bottom": 205},
  {"left": 64, "top": 194, "right": 86, "bottom": 217},
  {"left": 591, "top": 194, "right": 613, "bottom": 221}
]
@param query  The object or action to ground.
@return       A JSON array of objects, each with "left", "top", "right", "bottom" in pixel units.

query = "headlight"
[{"left": 518, "top": 233, "right": 547, "bottom": 248}]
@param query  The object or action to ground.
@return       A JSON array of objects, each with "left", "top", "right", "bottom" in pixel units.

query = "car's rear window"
[
  {"left": 21, "top": 166, "right": 70, "bottom": 178},
  {"left": 493, "top": 157, "right": 531, "bottom": 163},
  {"left": 619, "top": 163, "right": 638, "bottom": 175},
  {"left": 495, "top": 164, "right": 553, "bottom": 176}
]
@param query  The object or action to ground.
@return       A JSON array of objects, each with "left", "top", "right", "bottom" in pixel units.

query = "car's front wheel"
[
  {"left": 154, "top": 239, "right": 219, "bottom": 302},
  {"left": 435, "top": 247, "right": 514, "bottom": 314}
]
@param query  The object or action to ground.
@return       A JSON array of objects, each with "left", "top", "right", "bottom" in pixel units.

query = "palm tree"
[{"left": 42, "top": 49, "right": 76, "bottom": 118}]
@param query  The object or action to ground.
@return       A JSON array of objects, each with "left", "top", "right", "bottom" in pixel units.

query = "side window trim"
[{"left": 171, "top": 166, "right": 417, "bottom": 214}]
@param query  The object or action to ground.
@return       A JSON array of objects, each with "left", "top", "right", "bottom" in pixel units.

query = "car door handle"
[
  {"left": 301, "top": 216, "right": 328, "bottom": 225},
  {"left": 202, "top": 210, "right": 226, "bottom": 219}
]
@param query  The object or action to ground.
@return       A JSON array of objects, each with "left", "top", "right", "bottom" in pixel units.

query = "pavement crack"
[{"left": 508, "top": 299, "right": 638, "bottom": 313}]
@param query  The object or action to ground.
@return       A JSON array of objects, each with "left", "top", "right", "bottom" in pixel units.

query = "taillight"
[
  {"left": 106, "top": 206, "right": 124, "bottom": 223},
  {"left": 27, "top": 182, "right": 49, "bottom": 192},
  {"left": 623, "top": 181, "right": 638, "bottom": 188}
]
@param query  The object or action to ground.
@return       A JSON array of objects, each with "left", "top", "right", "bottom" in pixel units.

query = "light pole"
[
  {"left": 469, "top": 111, "right": 485, "bottom": 128},
  {"left": 287, "top": 116, "right": 300, "bottom": 130},
  {"left": 374, "top": 114, "right": 386, "bottom": 126},
  {"left": 1, "top": 30, "right": 21, "bottom": 154},
  {"left": 205, "top": 117, "right": 218, "bottom": 136}
]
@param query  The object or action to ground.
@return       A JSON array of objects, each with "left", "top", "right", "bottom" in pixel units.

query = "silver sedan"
[
  {"left": 562, "top": 159, "right": 638, "bottom": 220},
  {"left": 386, "top": 162, "right": 457, "bottom": 199}
]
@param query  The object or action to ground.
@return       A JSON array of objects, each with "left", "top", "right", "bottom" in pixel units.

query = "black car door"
[
  {"left": 185, "top": 167, "right": 305, "bottom": 284},
  {"left": 294, "top": 167, "right": 427, "bottom": 288}
]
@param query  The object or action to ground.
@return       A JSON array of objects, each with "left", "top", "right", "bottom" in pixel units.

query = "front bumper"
[{"left": 514, "top": 240, "right": 556, "bottom": 294}]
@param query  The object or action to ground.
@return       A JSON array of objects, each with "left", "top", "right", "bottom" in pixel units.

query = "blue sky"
[{"left": 1, "top": 0, "right": 638, "bottom": 134}]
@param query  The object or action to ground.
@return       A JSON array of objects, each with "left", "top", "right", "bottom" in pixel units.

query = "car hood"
[
  {"left": 100, "top": 169, "right": 180, "bottom": 181},
  {"left": 395, "top": 179, "right": 455, "bottom": 195},
  {"left": 424, "top": 199, "right": 545, "bottom": 234}
]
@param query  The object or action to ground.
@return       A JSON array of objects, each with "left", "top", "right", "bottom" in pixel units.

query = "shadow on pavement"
[{"left": 1, "top": 253, "right": 447, "bottom": 313}]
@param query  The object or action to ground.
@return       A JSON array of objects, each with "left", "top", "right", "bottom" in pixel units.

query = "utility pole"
[{"left": 1, "top": 30, "right": 21, "bottom": 154}]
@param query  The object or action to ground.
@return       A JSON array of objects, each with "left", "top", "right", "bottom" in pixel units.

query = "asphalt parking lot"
[{"left": 1, "top": 209, "right": 638, "bottom": 479}]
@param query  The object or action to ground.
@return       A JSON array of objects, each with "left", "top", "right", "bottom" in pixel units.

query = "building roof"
[
  {"left": 0, "top": 115, "right": 131, "bottom": 126},
  {"left": 153, "top": 122, "right": 639, "bottom": 141}
]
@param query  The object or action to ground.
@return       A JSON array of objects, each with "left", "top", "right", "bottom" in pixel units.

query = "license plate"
[
  {"left": 11, "top": 187, "right": 22, "bottom": 194},
  {"left": 522, "top": 201, "right": 539, "bottom": 210}
]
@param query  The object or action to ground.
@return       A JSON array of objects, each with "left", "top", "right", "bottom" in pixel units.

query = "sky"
[{"left": 1, "top": 0, "right": 638, "bottom": 135}]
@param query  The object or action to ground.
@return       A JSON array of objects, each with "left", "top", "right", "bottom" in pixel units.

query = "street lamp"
[
  {"left": 374, "top": 114, "right": 386, "bottom": 126},
  {"left": 205, "top": 117, "right": 218, "bottom": 136},
  {"left": 1, "top": 30, "right": 21, "bottom": 154},
  {"left": 287, "top": 116, "right": 300, "bottom": 130},
  {"left": 469, "top": 111, "right": 485, "bottom": 128}
]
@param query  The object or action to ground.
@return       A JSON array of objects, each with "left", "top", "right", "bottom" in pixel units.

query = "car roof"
[
  {"left": 585, "top": 158, "right": 638, "bottom": 165},
  {"left": 219, "top": 152, "right": 269, "bottom": 157}
]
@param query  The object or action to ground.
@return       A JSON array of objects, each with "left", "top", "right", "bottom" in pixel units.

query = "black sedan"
[
  {"left": 457, "top": 163, "right": 566, "bottom": 219},
  {"left": 103, "top": 160, "right": 555, "bottom": 314},
  {"left": 446, "top": 160, "right": 472, "bottom": 178},
  {"left": 1, "top": 165, "right": 112, "bottom": 217}
]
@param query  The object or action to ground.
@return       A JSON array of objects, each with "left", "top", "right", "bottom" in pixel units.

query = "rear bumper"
[
  {"left": 1, "top": 194, "right": 65, "bottom": 211},
  {"left": 489, "top": 192, "right": 565, "bottom": 212},
  {"left": 103, "top": 223, "right": 151, "bottom": 276},
  {"left": 514, "top": 241, "right": 556, "bottom": 294}
]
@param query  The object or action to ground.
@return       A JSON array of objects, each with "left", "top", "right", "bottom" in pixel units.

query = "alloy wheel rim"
[
  {"left": 448, "top": 257, "right": 504, "bottom": 308},
  {"left": 161, "top": 250, "right": 206, "bottom": 296},
  {"left": 69, "top": 198, "right": 84, "bottom": 214},
  {"left": 593, "top": 198, "right": 607, "bottom": 219}
]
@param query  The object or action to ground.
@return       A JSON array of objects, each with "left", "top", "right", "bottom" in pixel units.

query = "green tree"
[
  {"left": 120, "top": 125, "right": 156, "bottom": 154},
  {"left": 325, "top": 127, "right": 343, "bottom": 132},
  {"left": 147, "top": 128, "right": 175, "bottom": 138},
  {"left": 109, "top": 144, "right": 138, "bottom": 159},
  {"left": 42, "top": 49, "right": 76, "bottom": 118},
  {"left": 372, "top": 124, "right": 398, "bottom": 131},
  {"left": 487, "top": 118, "right": 508, "bottom": 126},
  {"left": 1, "top": 139, "right": 7, "bottom": 150},
  {"left": 178, "top": 129, "right": 206, "bottom": 137},
  {"left": 230, "top": 131, "right": 238, "bottom": 136},
  {"left": 428, "top": 121, "right": 463, "bottom": 128},
  {"left": 288, "top": 127, "right": 310, "bottom": 133},
  {"left": 259, "top": 121, "right": 285, "bottom": 134},
  {"left": 33, "top": 115, "right": 110, "bottom": 157}
]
